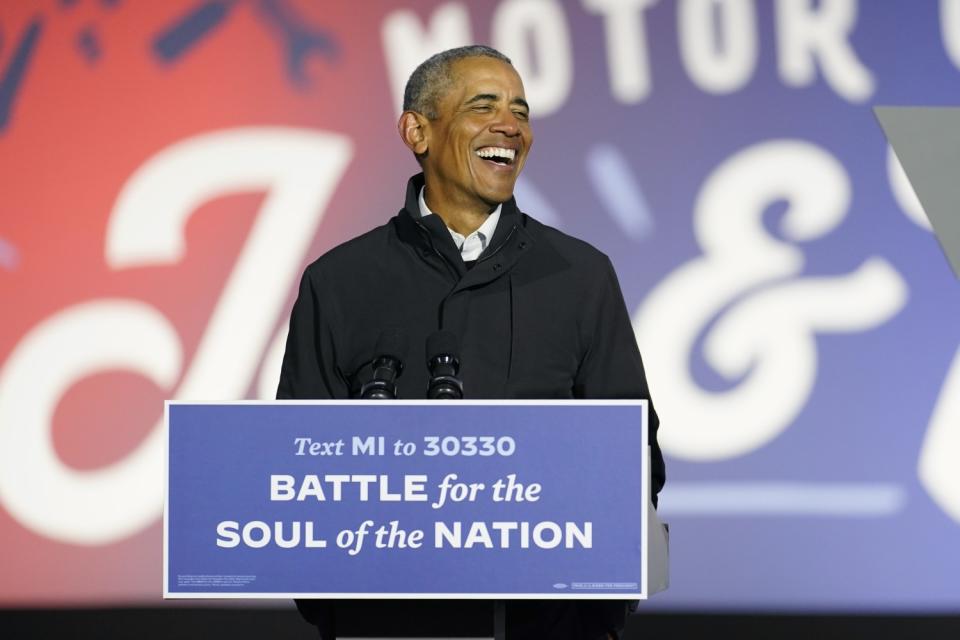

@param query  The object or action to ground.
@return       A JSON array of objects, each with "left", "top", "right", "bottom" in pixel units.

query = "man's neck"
[{"left": 422, "top": 184, "right": 494, "bottom": 237}]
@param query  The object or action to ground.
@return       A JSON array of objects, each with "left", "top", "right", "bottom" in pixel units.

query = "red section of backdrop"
[{"left": 0, "top": 0, "right": 421, "bottom": 604}]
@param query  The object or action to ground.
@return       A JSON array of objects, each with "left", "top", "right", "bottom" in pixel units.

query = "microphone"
[
  {"left": 360, "top": 329, "right": 408, "bottom": 399},
  {"left": 426, "top": 330, "right": 464, "bottom": 400}
]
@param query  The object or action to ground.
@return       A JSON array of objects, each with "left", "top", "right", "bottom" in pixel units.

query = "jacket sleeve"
[
  {"left": 573, "top": 257, "right": 665, "bottom": 505},
  {"left": 276, "top": 265, "right": 351, "bottom": 400}
]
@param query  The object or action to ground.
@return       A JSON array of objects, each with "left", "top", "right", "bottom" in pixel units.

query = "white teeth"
[{"left": 476, "top": 147, "right": 516, "bottom": 162}]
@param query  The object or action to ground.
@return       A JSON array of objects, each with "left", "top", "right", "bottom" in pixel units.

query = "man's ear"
[{"left": 398, "top": 111, "right": 429, "bottom": 156}]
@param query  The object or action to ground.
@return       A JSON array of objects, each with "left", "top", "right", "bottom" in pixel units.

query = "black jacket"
[{"left": 278, "top": 173, "right": 664, "bottom": 637}]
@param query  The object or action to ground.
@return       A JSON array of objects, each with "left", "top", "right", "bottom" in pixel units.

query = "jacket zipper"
[
  {"left": 476, "top": 224, "right": 518, "bottom": 265},
  {"left": 413, "top": 218, "right": 460, "bottom": 281}
]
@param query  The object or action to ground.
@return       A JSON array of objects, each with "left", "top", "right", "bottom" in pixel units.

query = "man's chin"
[
  {"left": 479, "top": 183, "right": 518, "bottom": 207},
  {"left": 480, "top": 195, "right": 512, "bottom": 210}
]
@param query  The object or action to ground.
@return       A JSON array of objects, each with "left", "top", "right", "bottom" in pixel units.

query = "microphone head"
[
  {"left": 426, "top": 330, "right": 459, "bottom": 363},
  {"left": 425, "top": 330, "right": 463, "bottom": 399},
  {"left": 361, "top": 329, "right": 408, "bottom": 399},
  {"left": 375, "top": 328, "right": 408, "bottom": 362}
]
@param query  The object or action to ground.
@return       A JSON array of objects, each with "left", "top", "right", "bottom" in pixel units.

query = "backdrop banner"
[{"left": 2, "top": 0, "right": 959, "bottom": 611}]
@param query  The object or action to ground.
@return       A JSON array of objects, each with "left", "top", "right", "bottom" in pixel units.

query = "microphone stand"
[
  {"left": 360, "top": 329, "right": 407, "bottom": 400},
  {"left": 426, "top": 332, "right": 505, "bottom": 638}
]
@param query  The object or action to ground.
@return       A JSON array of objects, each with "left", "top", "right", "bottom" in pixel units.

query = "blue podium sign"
[{"left": 164, "top": 400, "right": 648, "bottom": 599}]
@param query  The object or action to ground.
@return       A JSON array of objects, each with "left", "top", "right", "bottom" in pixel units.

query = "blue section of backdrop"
[{"left": 476, "top": 0, "right": 960, "bottom": 611}]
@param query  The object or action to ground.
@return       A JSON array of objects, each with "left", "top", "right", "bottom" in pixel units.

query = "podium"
[{"left": 164, "top": 401, "right": 668, "bottom": 637}]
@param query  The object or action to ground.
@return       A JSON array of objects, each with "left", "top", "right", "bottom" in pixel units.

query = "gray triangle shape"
[{"left": 875, "top": 106, "right": 960, "bottom": 279}]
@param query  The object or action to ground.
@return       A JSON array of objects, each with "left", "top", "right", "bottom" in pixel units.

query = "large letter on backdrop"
[
  {"left": 678, "top": 0, "right": 758, "bottom": 94},
  {"left": 0, "top": 128, "right": 352, "bottom": 545},
  {"left": 382, "top": 2, "right": 472, "bottom": 116},
  {"left": 633, "top": 140, "right": 906, "bottom": 460},
  {"left": 583, "top": 0, "right": 659, "bottom": 103},
  {"left": 775, "top": 0, "right": 874, "bottom": 102}
]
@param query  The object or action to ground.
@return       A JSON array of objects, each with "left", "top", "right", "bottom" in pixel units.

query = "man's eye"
[
  {"left": 513, "top": 110, "right": 529, "bottom": 120},
  {"left": 472, "top": 105, "right": 493, "bottom": 112}
]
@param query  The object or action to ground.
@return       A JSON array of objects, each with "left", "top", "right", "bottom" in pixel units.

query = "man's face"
[{"left": 422, "top": 57, "right": 532, "bottom": 211}]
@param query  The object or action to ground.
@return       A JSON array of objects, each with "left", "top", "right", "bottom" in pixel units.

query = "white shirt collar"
[{"left": 419, "top": 186, "right": 501, "bottom": 262}]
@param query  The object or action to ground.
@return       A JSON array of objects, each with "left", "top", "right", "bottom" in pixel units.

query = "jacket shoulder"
[
  {"left": 521, "top": 214, "right": 611, "bottom": 272},
  {"left": 302, "top": 219, "right": 397, "bottom": 279}
]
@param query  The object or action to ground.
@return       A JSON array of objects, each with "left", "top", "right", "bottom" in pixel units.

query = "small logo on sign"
[{"left": 553, "top": 583, "right": 568, "bottom": 589}]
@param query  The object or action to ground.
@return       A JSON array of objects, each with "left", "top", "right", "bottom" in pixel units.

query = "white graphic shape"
[
  {"left": 0, "top": 128, "right": 352, "bottom": 544},
  {"left": 634, "top": 140, "right": 907, "bottom": 460},
  {"left": 107, "top": 128, "right": 352, "bottom": 402},
  {"left": 659, "top": 481, "right": 906, "bottom": 516},
  {"left": 382, "top": 3, "right": 472, "bottom": 117},
  {"left": 886, "top": 144, "right": 933, "bottom": 231},
  {"left": 0, "top": 301, "right": 181, "bottom": 544},
  {"left": 492, "top": 0, "right": 573, "bottom": 117},
  {"left": 678, "top": 0, "right": 758, "bottom": 94},
  {"left": 582, "top": 0, "right": 659, "bottom": 104},
  {"left": 919, "top": 345, "right": 960, "bottom": 523},
  {"left": 774, "top": 0, "right": 875, "bottom": 102}
]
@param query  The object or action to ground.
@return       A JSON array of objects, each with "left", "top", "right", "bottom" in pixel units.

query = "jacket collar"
[{"left": 396, "top": 173, "right": 534, "bottom": 285}]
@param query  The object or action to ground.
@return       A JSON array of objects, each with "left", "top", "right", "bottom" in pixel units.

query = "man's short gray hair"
[{"left": 403, "top": 45, "right": 512, "bottom": 120}]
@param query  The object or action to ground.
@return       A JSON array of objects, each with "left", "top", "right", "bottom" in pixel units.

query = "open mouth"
[{"left": 475, "top": 146, "right": 516, "bottom": 166}]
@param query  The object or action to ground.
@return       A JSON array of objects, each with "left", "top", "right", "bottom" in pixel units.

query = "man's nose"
[{"left": 490, "top": 109, "right": 521, "bottom": 135}]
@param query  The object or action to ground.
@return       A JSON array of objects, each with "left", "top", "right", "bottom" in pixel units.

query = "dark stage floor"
[{"left": 2, "top": 607, "right": 959, "bottom": 639}]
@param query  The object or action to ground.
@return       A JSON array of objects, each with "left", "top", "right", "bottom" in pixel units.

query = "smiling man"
[
  {"left": 278, "top": 45, "right": 664, "bottom": 639},
  {"left": 397, "top": 48, "right": 531, "bottom": 246}
]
